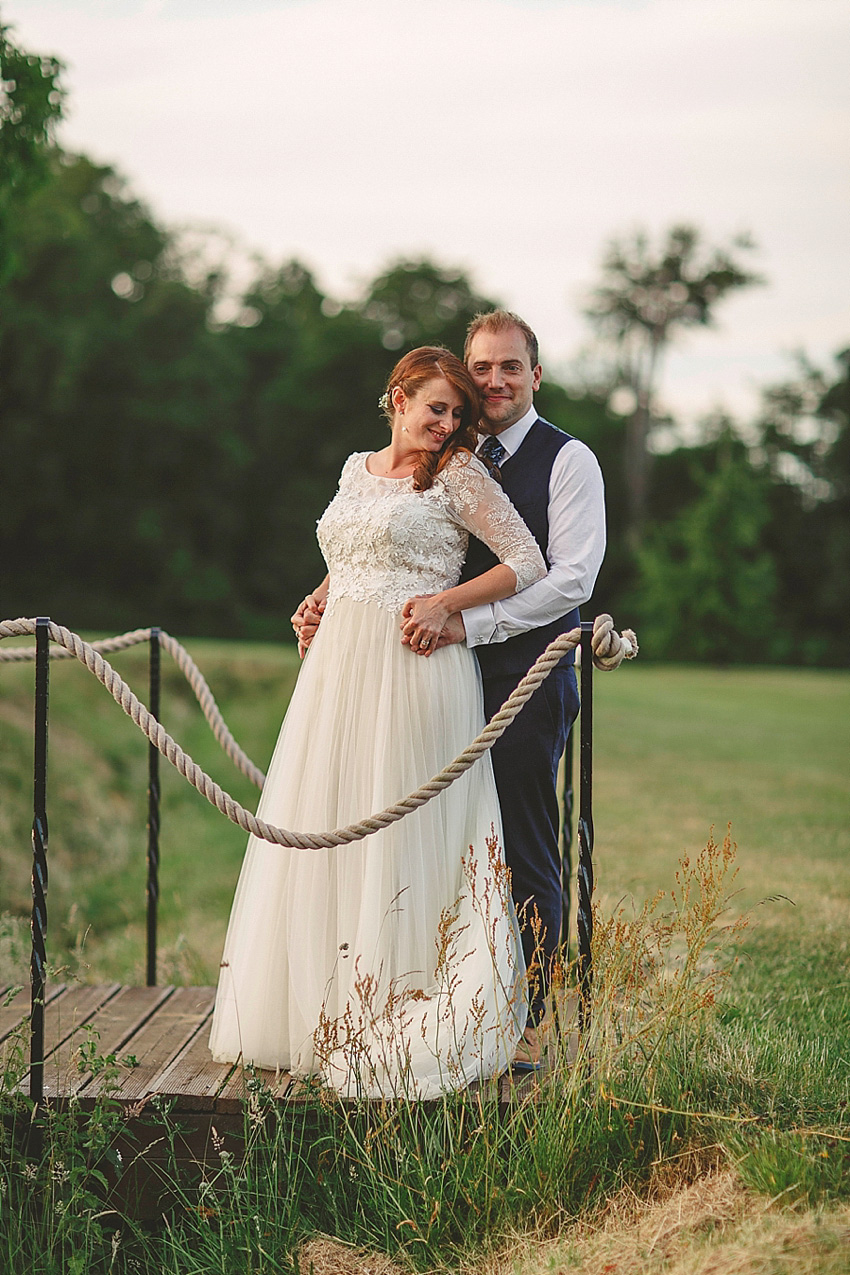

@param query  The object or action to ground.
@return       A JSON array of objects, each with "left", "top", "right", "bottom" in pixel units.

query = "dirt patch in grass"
[
  {"left": 485, "top": 1170, "right": 850, "bottom": 1275},
  {"left": 298, "top": 1236, "right": 409, "bottom": 1275}
]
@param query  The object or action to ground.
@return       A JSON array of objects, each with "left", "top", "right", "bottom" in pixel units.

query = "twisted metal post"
[
  {"left": 30, "top": 618, "right": 49, "bottom": 1105},
  {"left": 559, "top": 729, "right": 575, "bottom": 955},
  {"left": 146, "top": 628, "right": 161, "bottom": 987},
  {"left": 577, "top": 621, "right": 595, "bottom": 1031}
]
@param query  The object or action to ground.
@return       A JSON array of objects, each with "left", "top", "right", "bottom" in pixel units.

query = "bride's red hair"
[{"left": 381, "top": 347, "right": 479, "bottom": 491}]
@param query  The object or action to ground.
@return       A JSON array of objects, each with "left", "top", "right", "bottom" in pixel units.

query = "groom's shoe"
[{"left": 511, "top": 1025, "right": 542, "bottom": 1073}]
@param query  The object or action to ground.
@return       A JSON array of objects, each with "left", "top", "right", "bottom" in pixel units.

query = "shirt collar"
[{"left": 478, "top": 403, "right": 538, "bottom": 458}]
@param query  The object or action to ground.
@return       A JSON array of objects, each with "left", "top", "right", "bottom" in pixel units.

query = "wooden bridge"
[
  {"left": 0, "top": 619, "right": 603, "bottom": 1218},
  {"left": 2, "top": 978, "right": 558, "bottom": 1223}
]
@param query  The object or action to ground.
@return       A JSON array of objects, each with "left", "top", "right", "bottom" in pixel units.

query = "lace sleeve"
[
  {"left": 441, "top": 453, "right": 546, "bottom": 593},
  {"left": 337, "top": 452, "right": 366, "bottom": 488}
]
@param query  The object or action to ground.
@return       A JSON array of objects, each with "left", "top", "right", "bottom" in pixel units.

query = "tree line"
[{"left": 1, "top": 20, "right": 847, "bottom": 663}]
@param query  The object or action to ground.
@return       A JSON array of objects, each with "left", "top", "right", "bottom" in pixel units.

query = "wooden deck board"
[
  {"left": 3, "top": 982, "right": 552, "bottom": 1220},
  {"left": 215, "top": 1059, "right": 296, "bottom": 1113},
  {"left": 24, "top": 984, "right": 122, "bottom": 1097},
  {"left": 84, "top": 986, "right": 216, "bottom": 1102},
  {"left": 41, "top": 984, "right": 177, "bottom": 1100},
  {"left": 144, "top": 1000, "right": 234, "bottom": 1112},
  {"left": 0, "top": 982, "right": 66, "bottom": 1045},
  {"left": 37, "top": 984, "right": 123, "bottom": 1093}
]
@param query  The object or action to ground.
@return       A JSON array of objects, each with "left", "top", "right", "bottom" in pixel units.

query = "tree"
[
  {"left": 357, "top": 259, "right": 498, "bottom": 355},
  {"left": 216, "top": 258, "right": 389, "bottom": 629},
  {"left": 0, "top": 17, "right": 65, "bottom": 282},
  {"left": 0, "top": 153, "right": 240, "bottom": 633},
  {"left": 755, "top": 348, "right": 850, "bottom": 663},
  {"left": 636, "top": 427, "right": 777, "bottom": 662},
  {"left": 585, "top": 225, "right": 761, "bottom": 546}
]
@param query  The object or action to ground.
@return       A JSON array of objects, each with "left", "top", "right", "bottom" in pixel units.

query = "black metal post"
[
  {"left": 577, "top": 622, "right": 594, "bottom": 1030},
  {"left": 146, "top": 627, "right": 161, "bottom": 987},
  {"left": 559, "top": 729, "right": 574, "bottom": 953},
  {"left": 30, "top": 618, "right": 50, "bottom": 1105}
]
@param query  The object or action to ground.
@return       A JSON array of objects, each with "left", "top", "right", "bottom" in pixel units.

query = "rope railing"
[
  {"left": 0, "top": 625, "right": 265, "bottom": 789},
  {"left": 0, "top": 616, "right": 637, "bottom": 850}
]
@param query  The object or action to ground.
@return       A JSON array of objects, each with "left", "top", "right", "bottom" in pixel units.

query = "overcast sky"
[{"left": 7, "top": 0, "right": 850, "bottom": 425}]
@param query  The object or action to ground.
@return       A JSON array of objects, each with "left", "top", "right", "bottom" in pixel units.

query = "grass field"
[{"left": 1, "top": 634, "right": 849, "bottom": 1272}]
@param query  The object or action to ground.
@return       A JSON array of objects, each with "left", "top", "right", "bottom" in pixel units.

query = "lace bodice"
[{"left": 317, "top": 451, "right": 546, "bottom": 615}]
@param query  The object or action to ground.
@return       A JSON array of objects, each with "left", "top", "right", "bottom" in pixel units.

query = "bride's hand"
[{"left": 400, "top": 593, "right": 451, "bottom": 656}]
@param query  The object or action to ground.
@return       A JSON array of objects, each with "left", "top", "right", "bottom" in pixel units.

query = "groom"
[{"left": 410, "top": 310, "right": 606, "bottom": 1064}]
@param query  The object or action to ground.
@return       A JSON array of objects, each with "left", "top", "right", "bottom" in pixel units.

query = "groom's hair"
[{"left": 464, "top": 310, "right": 539, "bottom": 369}]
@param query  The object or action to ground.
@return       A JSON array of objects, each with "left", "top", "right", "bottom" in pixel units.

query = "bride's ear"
[{"left": 391, "top": 385, "right": 407, "bottom": 415}]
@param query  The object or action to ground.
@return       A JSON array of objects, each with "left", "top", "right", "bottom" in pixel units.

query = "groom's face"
[{"left": 466, "top": 327, "right": 542, "bottom": 435}]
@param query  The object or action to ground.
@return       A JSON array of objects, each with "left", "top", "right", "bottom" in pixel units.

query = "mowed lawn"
[
  {"left": 1, "top": 638, "right": 848, "bottom": 984},
  {"left": 590, "top": 664, "right": 850, "bottom": 921}
]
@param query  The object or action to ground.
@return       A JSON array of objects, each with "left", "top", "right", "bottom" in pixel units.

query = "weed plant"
[{"left": 0, "top": 1003, "right": 148, "bottom": 1273}]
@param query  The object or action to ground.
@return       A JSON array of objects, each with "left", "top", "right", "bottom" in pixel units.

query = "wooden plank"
[
  {"left": 42, "top": 985, "right": 175, "bottom": 1101},
  {"left": 5, "top": 980, "right": 555, "bottom": 1112},
  {"left": 150, "top": 1014, "right": 234, "bottom": 1111},
  {"left": 41, "top": 984, "right": 122, "bottom": 1057},
  {"left": 256, "top": 1067, "right": 297, "bottom": 1102},
  {"left": 85, "top": 986, "right": 215, "bottom": 1102},
  {"left": 27, "top": 984, "right": 122, "bottom": 1096},
  {"left": 0, "top": 982, "right": 65, "bottom": 1044}
]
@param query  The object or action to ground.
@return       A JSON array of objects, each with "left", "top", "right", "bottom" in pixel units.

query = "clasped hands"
[
  {"left": 399, "top": 595, "right": 465, "bottom": 656},
  {"left": 291, "top": 591, "right": 326, "bottom": 659},
  {"left": 290, "top": 591, "right": 465, "bottom": 658}
]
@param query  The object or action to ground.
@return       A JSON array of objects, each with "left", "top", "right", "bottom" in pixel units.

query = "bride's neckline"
[{"left": 363, "top": 452, "right": 415, "bottom": 482}]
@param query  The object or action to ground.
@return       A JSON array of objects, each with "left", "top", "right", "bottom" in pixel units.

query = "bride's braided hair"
[{"left": 380, "top": 347, "right": 480, "bottom": 491}]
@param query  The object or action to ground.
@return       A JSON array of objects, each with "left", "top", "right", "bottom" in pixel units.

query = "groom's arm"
[{"left": 460, "top": 440, "right": 605, "bottom": 646}]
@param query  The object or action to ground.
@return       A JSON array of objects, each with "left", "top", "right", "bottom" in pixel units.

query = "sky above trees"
[{"left": 5, "top": 0, "right": 849, "bottom": 426}]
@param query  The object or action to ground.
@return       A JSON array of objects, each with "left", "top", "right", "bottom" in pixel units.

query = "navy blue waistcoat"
[{"left": 461, "top": 418, "right": 579, "bottom": 676}]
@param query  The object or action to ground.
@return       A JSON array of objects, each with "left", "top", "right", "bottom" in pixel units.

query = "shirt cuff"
[{"left": 461, "top": 603, "right": 497, "bottom": 648}]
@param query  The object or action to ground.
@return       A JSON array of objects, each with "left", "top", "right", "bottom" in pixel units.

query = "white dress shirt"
[{"left": 462, "top": 404, "right": 606, "bottom": 647}]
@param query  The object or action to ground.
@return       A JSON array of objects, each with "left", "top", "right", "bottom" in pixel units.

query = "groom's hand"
[
  {"left": 435, "top": 613, "right": 466, "bottom": 648},
  {"left": 400, "top": 606, "right": 466, "bottom": 653}
]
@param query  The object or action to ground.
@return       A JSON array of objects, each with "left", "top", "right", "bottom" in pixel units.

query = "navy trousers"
[{"left": 481, "top": 665, "right": 579, "bottom": 1024}]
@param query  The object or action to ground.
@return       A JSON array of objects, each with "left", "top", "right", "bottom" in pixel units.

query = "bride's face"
[{"left": 393, "top": 377, "right": 465, "bottom": 453}]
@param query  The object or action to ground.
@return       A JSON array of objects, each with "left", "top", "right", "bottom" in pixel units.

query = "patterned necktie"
[{"left": 479, "top": 435, "right": 508, "bottom": 467}]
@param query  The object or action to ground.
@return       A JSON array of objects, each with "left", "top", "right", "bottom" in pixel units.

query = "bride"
[{"left": 209, "top": 347, "right": 546, "bottom": 1098}]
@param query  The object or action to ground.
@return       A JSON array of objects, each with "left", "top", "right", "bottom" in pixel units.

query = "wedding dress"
[{"left": 209, "top": 450, "right": 545, "bottom": 1098}]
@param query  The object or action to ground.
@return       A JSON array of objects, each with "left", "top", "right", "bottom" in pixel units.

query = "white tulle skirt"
[{"left": 209, "top": 595, "right": 526, "bottom": 1099}]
